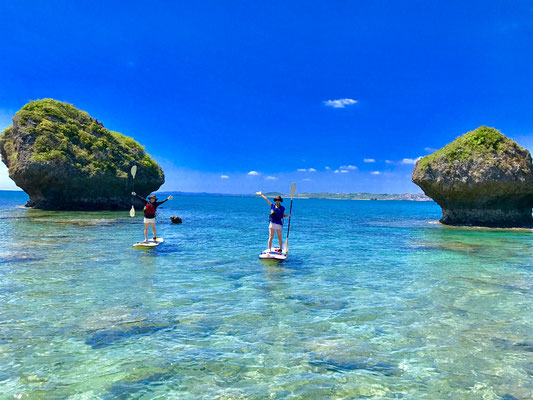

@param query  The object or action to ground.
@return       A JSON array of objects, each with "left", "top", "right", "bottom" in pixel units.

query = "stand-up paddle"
[
  {"left": 129, "top": 165, "right": 137, "bottom": 217},
  {"left": 282, "top": 183, "right": 296, "bottom": 255}
]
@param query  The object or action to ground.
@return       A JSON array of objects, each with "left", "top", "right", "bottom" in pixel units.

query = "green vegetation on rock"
[
  {"left": 412, "top": 125, "right": 533, "bottom": 227},
  {"left": 1, "top": 99, "right": 160, "bottom": 177},
  {"left": 0, "top": 98, "right": 165, "bottom": 210},
  {"left": 416, "top": 126, "right": 526, "bottom": 173}
]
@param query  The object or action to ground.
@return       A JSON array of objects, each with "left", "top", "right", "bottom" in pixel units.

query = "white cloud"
[
  {"left": 248, "top": 170, "right": 260, "bottom": 175},
  {"left": 371, "top": 171, "right": 381, "bottom": 175},
  {"left": 340, "top": 170, "right": 349, "bottom": 173},
  {"left": 325, "top": 166, "right": 331, "bottom": 170},
  {"left": 385, "top": 160, "right": 393, "bottom": 164},
  {"left": 297, "top": 168, "right": 307, "bottom": 172},
  {"left": 265, "top": 176, "right": 278, "bottom": 180},
  {"left": 400, "top": 157, "right": 422, "bottom": 165},
  {"left": 302, "top": 178, "right": 312, "bottom": 182},
  {"left": 424, "top": 147, "right": 437, "bottom": 152},
  {"left": 308, "top": 168, "right": 317, "bottom": 172},
  {"left": 220, "top": 175, "right": 229, "bottom": 179},
  {"left": 324, "top": 98, "right": 358, "bottom": 108},
  {"left": 339, "top": 165, "right": 357, "bottom": 170},
  {"left": 364, "top": 158, "right": 375, "bottom": 163}
]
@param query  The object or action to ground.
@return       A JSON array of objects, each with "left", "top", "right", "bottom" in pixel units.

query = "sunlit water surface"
[{"left": 1, "top": 191, "right": 533, "bottom": 399}]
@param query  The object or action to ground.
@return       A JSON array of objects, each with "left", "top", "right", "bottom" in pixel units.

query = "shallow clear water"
[{"left": 1, "top": 191, "right": 533, "bottom": 399}]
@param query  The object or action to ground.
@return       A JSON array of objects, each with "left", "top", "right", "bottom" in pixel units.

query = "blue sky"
[{"left": 1, "top": 1, "right": 533, "bottom": 193}]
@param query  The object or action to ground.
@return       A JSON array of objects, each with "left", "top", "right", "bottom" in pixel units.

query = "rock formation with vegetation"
[
  {"left": 412, "top": 126, "right": 533, "bottom": 227},
  {"left": 0, "top": 99, "right": 164, "bottom": 210}
]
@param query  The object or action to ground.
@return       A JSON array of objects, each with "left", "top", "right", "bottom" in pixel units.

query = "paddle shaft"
[{"left": 286, "top": 198, "right": 294, "bottom": 242}]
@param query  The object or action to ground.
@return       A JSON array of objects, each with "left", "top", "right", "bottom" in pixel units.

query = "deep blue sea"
[{"left": 1, "top": 190, "right": 533, "bottom": 399}]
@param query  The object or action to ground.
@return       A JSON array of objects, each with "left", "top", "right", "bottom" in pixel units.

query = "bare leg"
[
  {"left": 276, "top": 229, "right": 283, "bottom": 249},
  {"left": 151, "top": 221, "right": 157, "bottom": 239},
  {"left": 144, "top": 223, "right": 149, "bottom": 241},
  {"left": 268, "top": 228, "right": 275, "bottom": 251}
]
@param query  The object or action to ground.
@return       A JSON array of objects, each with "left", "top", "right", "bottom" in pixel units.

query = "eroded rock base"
[{"left": 440, "top": 207, "right": 533, "bottom": 228}]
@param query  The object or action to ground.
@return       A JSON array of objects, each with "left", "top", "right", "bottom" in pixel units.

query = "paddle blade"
[
  {"left": 131, "top": 165, "right": 137, "bottom": 179},
  {"left": 283, "top": 238, "right": 289, "bottom": 254},
  {"left": 130, "top": 205, "right": 135, "bottom": 217},
  {"left": 289, "top": 183, "right": 296, "bottom": 199}
]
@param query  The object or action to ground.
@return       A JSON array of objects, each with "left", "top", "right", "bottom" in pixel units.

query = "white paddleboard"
[
  {"left": 133, "top": 237, "right": 164, "bottom": 248},
  {"left": 259, "top": 248, "right": 287, "bottom": 261}
]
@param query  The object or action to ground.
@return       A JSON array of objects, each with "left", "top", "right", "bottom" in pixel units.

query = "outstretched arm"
[
  {"left": 132, "top": 192, "right": 146, "bottom": 202},
  {"left": 257, "top": 192, "right": 272, "bottom": 206},
  {"left": 155, "top": 195, "right": 173, "bottom": 207}
]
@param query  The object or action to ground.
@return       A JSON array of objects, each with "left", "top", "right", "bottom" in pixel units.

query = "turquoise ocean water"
[{"left": 1, "top": 190, "right": 533, "bottom": 399}]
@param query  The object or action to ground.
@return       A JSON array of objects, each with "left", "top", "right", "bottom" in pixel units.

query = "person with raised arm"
[
  {"left": 132, "top": 192, "right": 173, "bottom": 243},
  {"left": 257, "top": 192, "right": 290, "bottom": 253}
]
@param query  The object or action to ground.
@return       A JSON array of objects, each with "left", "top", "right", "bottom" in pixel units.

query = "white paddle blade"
[
  {"left": 131, "top": 165, "right": 137, "bottom": 179},
  {"left": 130, "top": 205, "right": 135, "bottom": 217},
  {"left": 283, "top": 239, "right": 289, "bottom": 254},
  {"left": 290, "top": 183, "right": 296, "bottom": 199}
]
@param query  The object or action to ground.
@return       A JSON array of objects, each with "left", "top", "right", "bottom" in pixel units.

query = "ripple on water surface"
[{"left": 1, "top": 194, "right": 533, "bottom": 398}]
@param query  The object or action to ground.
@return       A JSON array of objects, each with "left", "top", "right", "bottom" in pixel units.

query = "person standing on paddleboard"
[
  {"left": 132, "top": 192, "right": 173, "bottom": 243},
  {"left": 257, "top": 192, "right": 290, "bottom": 253}
]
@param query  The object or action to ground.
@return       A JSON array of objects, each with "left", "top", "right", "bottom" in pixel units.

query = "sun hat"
[{"left": 273, "top": 195, "right": 283, "bottom": 202}]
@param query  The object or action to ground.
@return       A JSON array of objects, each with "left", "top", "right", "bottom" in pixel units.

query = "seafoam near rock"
[
  {"left": 412, "top": 126, "right": 533, "bottom": 228},
  {"left": 0, "top": 99, "right": 164, "bottom": 210}
]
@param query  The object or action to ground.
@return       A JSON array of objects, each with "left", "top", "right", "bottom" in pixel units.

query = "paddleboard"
[
  {"left": 132, "top": 237, "right": 164, "bottom": 249},
  {"left": 259, "top": 248, "right": 287, "bottom": 261}
]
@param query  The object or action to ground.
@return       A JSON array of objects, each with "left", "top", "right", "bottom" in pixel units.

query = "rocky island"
[
  {"left": 0, "top": 99, "right": 164, "bottom": 210},
  {"left": 412, "top": 126, "right": 533, "bottom": 228}
]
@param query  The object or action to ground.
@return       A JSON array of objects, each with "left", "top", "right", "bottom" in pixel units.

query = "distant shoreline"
[
  {"left": 261, "top": 192, "right": 431, "bottom": 201},
  {"left": 0, "top": 189, "right": 432, "bottom": 202},
  {"left": 154, "top": 191, "right": 433, "bottom": 201}
]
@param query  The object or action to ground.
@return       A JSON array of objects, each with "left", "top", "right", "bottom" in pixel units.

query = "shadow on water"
[
  {"left": 492, "top": 337, "right": 533, "bottom": 353},
  {"left": 308, "top": 356, "right": 403, "bottom": 376},
  {"left": 0, "top": 252, "right": 45, "bottom": 265},
  {"left": 130, "top": 242, "right": 180, "bottom": 257},
  {"left": 85, "top": 324, "right": 175, "bottom": 349},
  {"left": 156, "top": 243, "right": 181, "bottom": 254},
  {"left": 258, "top": 258, "right": 285, "bottom": 268},
  {"left": 258, "top": 255, "right": 309, "bottom": 276},
  {"left": 256, "top": 255, "right": 316, "bottom": 298},
  {"left": 284, "top": 294, "right": 347, "bottom": 310},
  {"left": 103, "top": 367, "right": 174, "bottom": 399},
  {"left": 501, "top": 395, "right": 521, "bottom": 400}
]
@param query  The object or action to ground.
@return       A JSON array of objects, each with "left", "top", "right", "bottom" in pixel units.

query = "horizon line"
[{"left": 0, "top": 188, "right": 425, "bottom": 196}]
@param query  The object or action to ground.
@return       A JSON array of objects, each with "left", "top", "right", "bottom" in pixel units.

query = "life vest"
[
  {"left": 144, "top": 202, "right": 156, "bottom": 215},
  {"left": 270, "top": 205, "right": 284, "bottom": 222}
]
